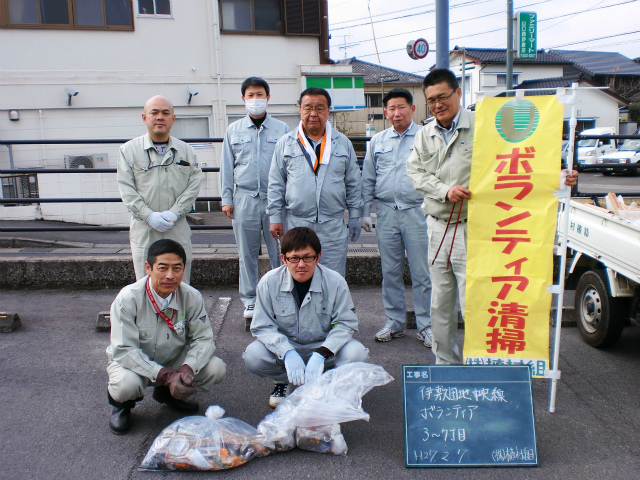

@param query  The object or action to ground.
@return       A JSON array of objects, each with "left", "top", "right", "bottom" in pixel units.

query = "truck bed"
[{"left": 557, "top": 197, "right": 640, "bottom": 284}]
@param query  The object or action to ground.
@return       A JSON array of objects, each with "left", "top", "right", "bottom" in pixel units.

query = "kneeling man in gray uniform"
[
  {"left": 243, "top": 227, "right": 369, "bottom": 408},
  {"left": 106, "top": 239, "right": 226, "bottom": 434}
]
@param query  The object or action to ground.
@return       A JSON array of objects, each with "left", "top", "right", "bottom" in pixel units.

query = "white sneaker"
[
  {"left": 417, "top": 327, "right": 434, "bottom": 348},
  {"left": 374, "top": 326, "right": 405, "bottom": 342},
  {"left": 243, "top": 304, "right": 255, "bottom": 319},
  {"left": 269, "top": 383, "right": 292, "bottom": 408}
]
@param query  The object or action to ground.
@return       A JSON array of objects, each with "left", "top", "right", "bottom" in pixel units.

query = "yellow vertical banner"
[{"left": 463, "top": 95, "right": 562, "bottom": 377}]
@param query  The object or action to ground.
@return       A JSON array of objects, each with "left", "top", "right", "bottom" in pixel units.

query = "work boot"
[
  {"left": 152, "top": 386, "right": 199, "bottom": 413},
  {"left": 108, "top": 393, "right": 139, "bottom": 435}
]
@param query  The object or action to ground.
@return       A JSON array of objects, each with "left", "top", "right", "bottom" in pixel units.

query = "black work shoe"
[
  {"left": 109, "top": 405, "right": 131, "bottom": 434},
  {"left": 152, "top": 386, "right": 199, "bottom": 413},
  {"left": 269, "top": 383, "right": 292, "bottom": 408}
]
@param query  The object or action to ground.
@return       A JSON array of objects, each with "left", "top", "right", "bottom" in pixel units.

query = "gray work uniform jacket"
[
  {"left": 250, "top": 264, "right": 359, "bottom": 359},
  {"left": 406, "top": 109, "right": 475, "bottom": 221},
  {"left": 117, "top": 133, "right": 201, "bottom": 249},
  {"left": 106, "top": 277, "right": 216, "bottom": 381},
  {"left": 220, "top": 114, "right": 290, "bottom": 205},
  {"left": 267, "top": 128, "right": 363, "bottom": 224},
  {"left": 362, "top": 122, "right": 424, "bottom": 217}
]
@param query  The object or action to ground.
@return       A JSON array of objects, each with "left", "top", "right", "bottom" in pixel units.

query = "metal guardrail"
[{"left": 0, "top": 136, "right": 372, "bottom": 233}]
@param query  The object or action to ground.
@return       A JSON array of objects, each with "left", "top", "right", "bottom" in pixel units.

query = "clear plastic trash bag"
[
  {"left": 296, "top": 424, "right": 348, "bottom": 456},
  {"left": 139, "top": 405, "right": 265, "bottom": 471},
  {"left": 258, "top": 362, "right": 393, "bottom": 455}
]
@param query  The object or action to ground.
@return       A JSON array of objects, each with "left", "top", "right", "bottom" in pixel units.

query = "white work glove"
[
  {"left": 361, "top": 216, "right": 373, "bottom": 233},
  {"left": 304, "top": 352, "right": 325, "bottom": 383},
  {"left": 347, "top": 217, "right": 361, "bottom": 242},
  {"left": 284, "top": 350, "right": 306, "bottom": 386},
  {"left": 161, "top": 210, "right": 178, "bottom": 223},
  {"left": 146, "top": 212, "right": 174, "bottom": 233}
]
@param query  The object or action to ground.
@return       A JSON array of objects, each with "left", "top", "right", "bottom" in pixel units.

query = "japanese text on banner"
[{"left": 463, "top": 95, "right": 563, "bottom": 377}]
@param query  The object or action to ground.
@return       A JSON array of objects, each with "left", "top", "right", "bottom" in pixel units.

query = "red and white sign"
[{"left": 406, "top": 38, "right": 429, "bottom": 60}]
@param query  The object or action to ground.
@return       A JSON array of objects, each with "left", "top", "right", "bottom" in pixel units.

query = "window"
[
  {"left": 496, "top": 74, "right": 519, "bottom": 86},
  {"left": 219, "top": 0, "right": 320, "bottom": 35},
  {"left": 1, "top": 0, "right": 134, "bottom": 29},
  {"left": 366, "top": 93, "right": 382, "bottom": 108},
  {"left": 173, "top": 116, "right": 212, "bottom": 147},
  {"left": 138, "top": 0, "right": 170, "bottom": 16}
]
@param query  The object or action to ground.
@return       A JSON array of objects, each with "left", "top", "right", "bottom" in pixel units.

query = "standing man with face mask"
[
  {"left": 118, "top": 95, "right": 201, "bottom": 284},
  {"left": 268, "top": 87, "right": 363, "bottom": 277},
  {"left": 361, "top": 88, "right": 432, "bottom": 347},
  {"left": 220, "top": 77, "right": 291, "bottom": 320}
]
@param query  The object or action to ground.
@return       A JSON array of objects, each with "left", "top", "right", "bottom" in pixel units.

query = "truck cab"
[{"left": 576, "top": 127, "right": 617, "bottom": 170}]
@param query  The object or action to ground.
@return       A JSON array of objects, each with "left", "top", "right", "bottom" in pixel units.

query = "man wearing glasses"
[
  {"left": 267, "top": 87, "right": 363, "bottom": 277},
  {"left": 243, "top": 227, "right": 369, "bottom": 407},
  {"left": 118, "top": 95, "right": 202, "bottom": 283},
  {"left": 407, "top": 69, "right": 577, "bottom": 365},
  {"left": 361, "top": 88, "right": 433, "bottom": 347}
]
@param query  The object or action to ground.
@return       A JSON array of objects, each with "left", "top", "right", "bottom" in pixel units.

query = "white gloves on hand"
[
  {"left": 161, "top": 210, "right": 178, "bottom": 223},
  {"left": 361, "top": 216, "right": 373, "bottom": 233},
  {"left": 284, "top": 350, "right": 306, "bottom": 386},
  {"left": 304, "top": 352, "right": 325, "bottom": 383},
  {"left": 146, "top": 212, "right": 174, "bottom": 232}
]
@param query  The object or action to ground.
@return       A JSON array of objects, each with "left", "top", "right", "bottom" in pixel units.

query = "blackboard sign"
[{"left": 402, "top": 365, "right": 537, "bottom": 467}]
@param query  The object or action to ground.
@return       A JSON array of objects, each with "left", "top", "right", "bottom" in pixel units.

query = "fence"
[{"left": 0, "top": 137, "right": 370, "bottom": 233}]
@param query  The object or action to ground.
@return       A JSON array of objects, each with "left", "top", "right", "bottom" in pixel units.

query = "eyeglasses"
[
  {"left": 284, "top": 254, "right": 317, "bottom": 264},
  {"left": 301, "top": 106, "right": 327, "bottom": 113},
  {"left": 426, "top": 90, "right": 456, "bottom": 107}
]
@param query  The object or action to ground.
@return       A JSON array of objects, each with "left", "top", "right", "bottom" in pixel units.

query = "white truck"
[
  {"left": 557, "top": 196, "right": 640, "bottom": 347},
  {"left": 575, "top": 127, "right": 617, "bottom": 171}
]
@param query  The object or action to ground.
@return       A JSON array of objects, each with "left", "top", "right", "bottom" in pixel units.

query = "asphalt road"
[{"left": 1, "top": 287, "right": 639, "bottom": 480}]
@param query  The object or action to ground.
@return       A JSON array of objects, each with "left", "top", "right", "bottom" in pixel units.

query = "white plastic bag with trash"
[{"left": 257, "top": 362, "right": 394, "bottom": 456}]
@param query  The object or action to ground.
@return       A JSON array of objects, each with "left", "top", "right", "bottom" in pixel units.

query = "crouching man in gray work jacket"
[
  {"left": 118, "top": 95, "right": 201, "bottom": 284},
  {"left": 267, "top": 87, "right": 363, "bottom": 277},
  {"left": 106, "top": 239, "right": 226, "bottom": 435},
  {"left": 243, "top": 227, "right": 369, "bottom": 408}
]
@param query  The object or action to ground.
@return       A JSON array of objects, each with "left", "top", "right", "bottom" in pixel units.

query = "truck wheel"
[
  {"left": 601, "top": 171, "right": 613, "bottom": 176},
  {"left": 575, "top": 270, "right": 626, "bottom": 348}
]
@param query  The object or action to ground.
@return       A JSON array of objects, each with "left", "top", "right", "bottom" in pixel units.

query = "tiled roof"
[
  {"left": 338, "top": 57, "right": 424, "bottom": 85},
  {"left": 550, "top": 50, "right": 640, "bottom": 76},
  {"left": 508, "top": 76, "right": 629, "bottom": 105},
  {"left": 515, "top": 75, "right": 583, "bottom": 90},
  {"left": 452, "top": 47, "right": 568, "bottom": 65},
  {"left": 452, "top": 48, "right": 640, "bottom": 77}
]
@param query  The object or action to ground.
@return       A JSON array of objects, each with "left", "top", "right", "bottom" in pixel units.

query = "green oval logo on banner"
[{"left": 495, "top": 98, "right": 539, "bottom": 143}]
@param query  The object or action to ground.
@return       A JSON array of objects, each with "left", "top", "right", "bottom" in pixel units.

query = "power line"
[
  {"left": 550, "top": 29, "right": 640, "bottom": 49},
  {"left": 330, "top": 0, "right": 490, "bottom": 27},
  {"left": 333, "top": 0, "right": 634, "bottom": 55},
  {"left": 330, "top": 0, "right": 508, "bottom": 32}
]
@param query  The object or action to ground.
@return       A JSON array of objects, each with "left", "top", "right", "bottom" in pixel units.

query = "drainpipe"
[
  {"left": 39, "top": 110, "right": 46, "bottom": 167},
  {"left": 209, "top": 1, "right": 225, "bottom": 137}
]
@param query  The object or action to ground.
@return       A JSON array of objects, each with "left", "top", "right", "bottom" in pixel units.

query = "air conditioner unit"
[{"left": 64, "top": 153, "right": 108, "bottom": 169}]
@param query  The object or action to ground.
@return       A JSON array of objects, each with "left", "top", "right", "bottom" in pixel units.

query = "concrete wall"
[{"left": 0, "top": 1, "right": 349, "bottom": 222}]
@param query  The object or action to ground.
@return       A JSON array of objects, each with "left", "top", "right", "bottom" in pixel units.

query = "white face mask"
[{"left": 245, "top": 98, "right": 268, "bottom": 116}]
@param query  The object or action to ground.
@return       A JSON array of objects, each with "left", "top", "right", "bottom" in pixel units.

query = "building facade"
[{"left": 0, "top": 0, "right": 362, "bottom": 224}]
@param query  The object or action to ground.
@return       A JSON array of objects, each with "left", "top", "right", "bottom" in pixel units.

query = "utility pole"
[
  {"left": 506, "top": 0, "right": 514, "bottom": 94},
  {"left": 435, "top": 0, "right": 449, "bottom": 69}
]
